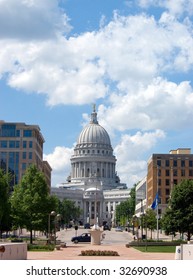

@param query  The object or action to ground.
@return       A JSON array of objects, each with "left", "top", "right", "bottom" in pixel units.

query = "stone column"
[
  {"left": 83, "top": 201, "right": 87, "bottom": 223},
  {"left": 89, "top": 201, "right": 92, "bottom": 220},
  {"left": 84, "top": 162, "right": 86, "bottom": 177}
]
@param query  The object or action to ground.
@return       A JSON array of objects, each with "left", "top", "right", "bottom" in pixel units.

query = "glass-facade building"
[{"left": 0, "top": 121, "right": 52, "bottom": 189}]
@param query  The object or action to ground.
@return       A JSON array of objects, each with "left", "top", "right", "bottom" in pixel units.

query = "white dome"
[
  {"left": 77, "top": 108, "right": 112, "bottom": 147},
  {"left": 77, "top": 123, "right": 111, "bottom": 146}
]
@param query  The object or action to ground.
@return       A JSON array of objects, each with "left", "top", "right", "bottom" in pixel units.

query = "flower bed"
[{"left": 80, "top": 250, "right": 119, "bottom": 256}]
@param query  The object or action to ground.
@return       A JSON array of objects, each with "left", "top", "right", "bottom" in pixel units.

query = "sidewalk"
[{"left": 27, "top": 243, "right": 175, "bottom": 260}]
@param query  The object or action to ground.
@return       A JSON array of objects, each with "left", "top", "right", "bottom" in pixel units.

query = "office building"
[
  {"left": 135, "top": 176, "right": 147, "bottom": 217},
  {"left": 147, "top": 148, "right": 193, "bottom": 216},
  {"left": 0, "top": 121, "right": 51, "bottom": 189}
]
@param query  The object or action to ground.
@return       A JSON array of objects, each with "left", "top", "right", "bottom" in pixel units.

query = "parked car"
[
  {"left": 71, "top": 233, "right": 91, "bottom": 243},
  {"left": 84, "top": 223, "right": 91, "bottom": 229},
  {"left": 115, "top": 226, "right": 123, "bottom": 232},
  {"left": 103, "top": 224, "right": 111, "bottom": 231}
]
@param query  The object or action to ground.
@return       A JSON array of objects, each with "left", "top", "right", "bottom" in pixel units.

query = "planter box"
[
  {"left": 0, "top": 243, "right": 27, "bottom": 260},
  {"left": 55, "top": 245, "right": 61, "bottom": 250},
  {"left": 60, "top": 242, "right": 66, "bottom": 248}
]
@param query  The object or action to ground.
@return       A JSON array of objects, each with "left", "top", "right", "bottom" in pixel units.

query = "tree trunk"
[
  {"left": 30, "top": 229, "right": 33, "bottom": 244},
  {"left": 187, "top": 231, "right": 191, "bottom": 241}
]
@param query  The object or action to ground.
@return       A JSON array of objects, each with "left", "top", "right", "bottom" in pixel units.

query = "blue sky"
[{"left": 1, "top": 0, "right": 193, "bottom": 188}]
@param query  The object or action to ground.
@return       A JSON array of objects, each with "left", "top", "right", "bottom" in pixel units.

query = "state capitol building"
[{"left": 51, "top": 106, "right": 130, "bottom": 226}]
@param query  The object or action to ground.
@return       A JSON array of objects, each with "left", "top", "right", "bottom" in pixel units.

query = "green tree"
[
  {"left": 59, "top": 199, "right": 82, "bottom": 226},
  {"left": 116, "top": 200, "right": 131, "bottom": 226},
  {"left": 0, "top": 169, "right": 11, "bottom": 237},
  {"left": 115, "top": 185, "right": 136, "bottom": 226},
  {"left": 163, "top": 179, "right": 193, "bottom": 241},
  {"left": 144, "top": 208, "right": 157, "bottom": 239},
  {"left": 129, "top": 185, "right": 136, "bottom": 214},
  {"left": 10, "top": 165, "right": 58, "bottom": 244},
  {"left": 161, "top": 207, "right": 178, "bottom": 238}
]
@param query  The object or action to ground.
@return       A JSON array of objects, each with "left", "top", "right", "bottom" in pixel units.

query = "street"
[{"left": 56, "top": 227, "right": 133, "bottom": 246}]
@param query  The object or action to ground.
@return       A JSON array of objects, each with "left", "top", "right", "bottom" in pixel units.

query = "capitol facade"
[{"left": 51, "top": 106, "right": 130, "bottom": 226}]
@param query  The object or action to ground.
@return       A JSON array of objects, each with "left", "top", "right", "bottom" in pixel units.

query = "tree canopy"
[
  {"left": 143, "top": 208, "right": 157, "bottom": 239},
  {"left": 0, "top": 169, "right": 11, "bottom": 237},
  {"left": 10, "top": 165, "right": 58, "bottom": 243},
  {"left": 162, "top": 179, "right": 193, "bottom": 240},
  {"left": 116, "top": 185, "right": 136, "bottom": 226},
  {"left": 59, "top": 199, "right": 82, "bottom": 226}
]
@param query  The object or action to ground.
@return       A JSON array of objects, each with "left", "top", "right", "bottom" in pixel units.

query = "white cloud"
[
  {"left": 5, "top": 9, "right": 192, "bottom": 133},
  {"left": 0, "top": 0, "right": 71, "bottom": 40},
  {"left": 114, "top": 130, "right": 165, "bottom": 163},
  {"left": 97, "top": 78, "right": 193, "bottom": 133},
  {"left": 1, "top": 7, "right": 193, "bottom": 111},
  {"left": 114, "top": 130, "right": 165, "bottom": 187},
  {"left": 164, "top": 0, "right": 193, "bottom": 16},
  {"left": 138, "top": 0, "right": 193, "bottom": 17},
  {"left": 43, "top": 146, "right": 73, "bottom": 185}
]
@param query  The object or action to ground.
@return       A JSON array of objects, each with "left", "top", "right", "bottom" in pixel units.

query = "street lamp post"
[
  {"left": 48, "top": 211, "right": 56, "bottom": 242},
  {"left": 54, "top": 214, "right": 61, "bottom": 245},
  {"left": 132, "top": 215, "right": 139, "bottom": 240},
  {"left": 48, "top": 211, "right": 61, "bottom": 244},
  {"left": 140, "top": 199, "right": 144, "bottom": 239}
]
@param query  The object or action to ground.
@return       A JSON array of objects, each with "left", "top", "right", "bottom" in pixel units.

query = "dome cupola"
[{"left": 77, "top": 105, "right": 112, "bottom": 148}]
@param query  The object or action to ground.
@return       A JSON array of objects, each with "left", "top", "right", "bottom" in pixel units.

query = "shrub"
[
  {"left": 11, "top": 238, "right": 23, "bottom": 243},
  {"left": 80, "top": 250, "right": 119, "bottom": 256}
]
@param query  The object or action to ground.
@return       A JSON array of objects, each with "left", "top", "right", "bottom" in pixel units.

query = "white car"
[{"left": 115, "top": 226, "right": 123, "bottom": 232}]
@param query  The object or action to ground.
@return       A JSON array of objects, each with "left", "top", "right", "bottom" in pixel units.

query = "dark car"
[
  {"left": 103, "top": 224, "right": 111, "bottom": 231},
  {"left": 84, "top": 223, "right": 91, "bottom": 229},
  {"left": 71, "top": 233, "right": 91, "bottom": 243}
]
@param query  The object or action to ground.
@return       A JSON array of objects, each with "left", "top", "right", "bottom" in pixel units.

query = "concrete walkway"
[{"left": 27, "top": 243, "right": 175, "bottom": 260}]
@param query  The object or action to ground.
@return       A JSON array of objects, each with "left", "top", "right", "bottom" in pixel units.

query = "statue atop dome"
[{"left": 90, "top": 103, "right": 98, "bottom": 124}]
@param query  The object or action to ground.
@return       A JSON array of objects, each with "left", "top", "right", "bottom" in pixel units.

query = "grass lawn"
[
  {"left": 134, "top": 246, "right": 176, "bottom": 253},
  {"left": 27, "top": 244, "right": 55, "bottom": 251}
]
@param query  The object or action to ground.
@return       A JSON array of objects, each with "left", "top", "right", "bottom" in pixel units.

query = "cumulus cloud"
[
  {"left": 0, "top": 0, "right": 71, "bottom": 40},
  {"left": 1, "top": 6, "right": 193, "bottom": 112},
  {"left": 114, "top": 129, "right": 166, "bottom": 186},
  {"left": 138, "top": 0, "right": 193, "bottom": 16},
  {"left": 98, "top": 78, "right": 193, "bottom": 133},
  {"left": 43, "top": 146, "right": 73, "bottom": 185}
]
